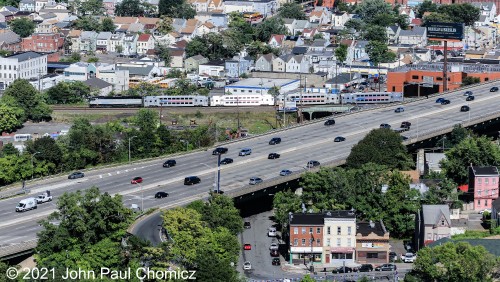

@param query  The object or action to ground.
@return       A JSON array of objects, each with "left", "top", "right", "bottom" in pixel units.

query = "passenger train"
[{"left": 88, "top": 92, "right": 403, "bottom": 108}]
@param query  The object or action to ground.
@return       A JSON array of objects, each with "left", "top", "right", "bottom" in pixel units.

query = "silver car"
[
  {"left": 249, "top": 177, "right": 263, "bottom": 185},
  {"left": 239, "top": 148, "right": 252, "bottom": 156}
]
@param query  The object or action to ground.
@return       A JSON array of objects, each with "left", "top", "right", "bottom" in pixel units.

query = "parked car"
[
  {"left": 243, "top": 244, "right": 252, "bottom": 250},
  {"left": 436, "top": 98, "right": 445, "bottom": 103},
  {"left": 333, "top": 266, "right": 354, "bottom": 273},
  {"left": 212, "top": 147, "right": 228, "bottom": 155},
  {"left": 249, "top": 177, "right": 263, "bottom": 185},
  {"left": 268, "top": 153, "right": 280, "bottom": 159},
  {"left": 334, "top": 136, "right": 346, "bottom": 142},
  {"left": 243, "top": 261, "right": 252, "bottom": 270},
  {"left": 389, "top": 252, "right": 397, "bottom": 262},
  {"left": 380, "top": 123, "right": 391, "bottom": 129},
  {"left": 464, "top": 90, "right": 473, "bottom": 96},
  {"left": 460, "top": 105, "right": 470, "bottom": 112},
  {"left": 269, "top": 243, "right": 279, "bottom": 250},
  {"left": 272, "top": 258, "right": 281, "bottom": 265},
  {"left": 357, "top": 264, "right": 374, "bottom": 272},
  {"left": 404, "top": 253, "right": 416, "bottom": 263},
  {"left": 244, "top": 221, "right": 251, "bottom": 229},
  {"left": 184, "top": 176, "right": 201, "bottom": 185},
  {"left": 268, "top": 227, "right": 277, "bottom": 237},
  {"left": 324, "top": 119, "right": 336, "bottom": 126},
  {"left": 490, "top": 87, "right": 499, "bottom": 92},
  {"left": 162, "top": 159, "right": 176, "bottom": 167},
  {"left": 270, "top": 250, "right": 279, "bottom": 257},
  {"left": 375, "top": 264, "right": 397, "bottom": 271},
  {"left": 155, "top": 192, "right": 169, "bottom": 198},
  {"left": 68, "top": 172, "right": 85, "bottom": 179},
  {"left": 131, "top": 177, "right": 143, "bottom": 184},
  {"left": 269, "top": 137, "right": 282, "bottom": 145},
  {"left": 239, "top": 148, "right": 252, "bottom": 156},
  {"left": 440, "top": 99, "right": 451, "bottom": 105},
  {"left": 395, "top": 107, "right": 404, "bottom": 113},
  {"left": 280, "top": 169, "right": 292, "bottom": 176},
  {"left": 307, "top": 160, "right": 320, "bottom": 168},
  {"left": 220, "top": 158, "right": 233, "bottom": 165},
  {"left": 466, "top": 95, "right": 475, "bottom": 101}
]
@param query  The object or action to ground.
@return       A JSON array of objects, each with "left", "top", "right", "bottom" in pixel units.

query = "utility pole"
[{"left": 443, "top": 40, "right": 448, "bottom": 92}]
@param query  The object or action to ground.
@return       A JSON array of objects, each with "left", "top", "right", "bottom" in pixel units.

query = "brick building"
[
  {"left": 289, "top": 213, "right": 324, "bottom": 265},
  {"left": 21, "top": 33, "right": 64, "bottom": 53},
  {"left": 355, "top": 220, "right": 390, "bottom": 265},
  {"left": 387, "top": 62, "right": 500, "bottom": 95},
  {"left": 469, "top": 166, "right": 500, "bottom": 211}
]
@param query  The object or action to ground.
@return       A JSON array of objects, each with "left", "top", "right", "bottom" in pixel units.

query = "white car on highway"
[{"left": 243, "top": 261, "right": 252, "bottom": 270}]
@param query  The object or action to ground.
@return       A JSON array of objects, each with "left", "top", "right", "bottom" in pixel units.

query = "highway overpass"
[{"left": 2, "top": 81, "right": 500, "bottom": 260}]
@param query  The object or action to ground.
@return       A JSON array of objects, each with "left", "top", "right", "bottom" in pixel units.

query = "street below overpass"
[{"left": 1, "top": 81, "right": 500, "bottom": 256}]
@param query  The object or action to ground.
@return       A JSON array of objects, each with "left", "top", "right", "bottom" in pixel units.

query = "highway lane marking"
[{"left": 0, "top": 210, "right": 54, "bottom": 229}]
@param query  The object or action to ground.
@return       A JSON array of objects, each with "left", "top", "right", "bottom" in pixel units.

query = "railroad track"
[{"left": 51, "top": 106, "right": 278, "bottom": 113}]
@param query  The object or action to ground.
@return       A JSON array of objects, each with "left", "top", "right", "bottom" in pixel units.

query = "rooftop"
[
  {"left": 356, "top": 220, "right": 388, "bottom": 237},
  {"left": 470, "top": 166, "right": 499, "bottom": 176},
  {"left": 4, "top": 51, "right": 44, "bottom": 62},
  {"left": 225, "top": 78, "right": 299, "bottom": 89}
]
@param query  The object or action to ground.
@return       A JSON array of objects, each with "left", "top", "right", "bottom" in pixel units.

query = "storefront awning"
[{"left": 329, "top": 247, "right": 355, "bottom": 253}]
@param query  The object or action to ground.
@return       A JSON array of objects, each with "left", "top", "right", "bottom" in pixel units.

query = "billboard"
[{"left": 427, "top": 22, "right": 464, "bottom": 40}]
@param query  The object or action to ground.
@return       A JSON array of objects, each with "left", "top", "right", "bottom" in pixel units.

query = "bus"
[
  {"left": 243, "top": 12, "right": 263, "bottom": 24},
  {"left": 14, "top": 134, "right": 32, "bottom": 142}
]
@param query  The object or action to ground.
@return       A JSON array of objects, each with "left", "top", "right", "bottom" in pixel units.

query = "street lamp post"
[
  {"left": 31, "top": 151, "right": 41, "bottom": 180},
  {"left": 128, "top": 136, "right": 137, "bottom": 163},
  {"left": 139, "top": 183, "right": 143, "bottom": 211}
]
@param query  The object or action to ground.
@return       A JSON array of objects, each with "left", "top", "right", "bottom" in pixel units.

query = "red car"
[
  {"left": 131, "top": 177, "right": 143, "bottom": 184},
  {"left": 244, "top": 244, "right": 252, "bottom": 250}
]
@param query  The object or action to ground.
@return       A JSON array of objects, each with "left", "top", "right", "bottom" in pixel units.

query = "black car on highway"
[
  {"left": 490, "top": 86, "right": 499, "bottom": 92},
  {"left": 268, "top": 153, "right": 280, "bottom": 159},
  {"left": 212, "top": 147, "right": 228, "bottom": 155},
  {"left": 461, "top": 105, "right": 470, "bottom": 112},
  {"left": 220, "top": 158, "right": 233, "bottom": 165},
  {"left": 380, "top": 123, "right": 391, "bottom": 129},
  {"left": 269, "top": 137, "right": 281, "bottom": 145},
  {"left": 68, "top": 172, "right": 85, "bottom": 179},
  {"left": 162, "top": 159, "right": 176, "bottom": 167},
  {"left": 244, "top": 221, "right": 251, "bottom": 229},
  {"left": 272, "top": 258, "right": 281, "bottom": 266},
  {"left": 307, "top": 160, "right": 320, "bottom": 168},
  {"left": 334, "top": 136, "right": 346, "bottom": 142},
  {"left": 375, "top": 264, "right": 397, "bottom": 271},
  {"left": 466, "top": 95, "right": 475, "bottom": 101},
  {"left": 357, "top": 264, "right": 374, "bottom": 272},
  {"left": 440, "top": 99, "right": 450, "bottom": 105},
  {"left": 333, "top": 266, "right": 354, "bottom": 273},
  {"left": 324, "top": 119, "right": 336, "bottom": 126},
  {"left": 184, "top": 176, "right": 201, "bottom": 185},
  {"left": 155, "top": 192, "right": 169, "bottom": 198}
]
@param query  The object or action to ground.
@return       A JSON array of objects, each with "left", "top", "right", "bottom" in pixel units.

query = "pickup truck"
[{"left": 36, "top": 190, "right": 53, "bottom": 204}]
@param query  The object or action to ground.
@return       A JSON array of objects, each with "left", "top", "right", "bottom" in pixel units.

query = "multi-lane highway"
[{"left": 1, "top": 81, "right": 500, "bottom": 250}]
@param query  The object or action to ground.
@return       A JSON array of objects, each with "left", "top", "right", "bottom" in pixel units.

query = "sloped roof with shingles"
[{"left": 422, "top": 205, "right": 450, "bottom": 226}]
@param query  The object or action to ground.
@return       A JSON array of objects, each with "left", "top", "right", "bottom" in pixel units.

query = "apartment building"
[
  {"left": 469, "top": 166, "right": 500, "bottom": 211},
  {"left": 0, "top": 51, "right": 47, "bottom": 90}
]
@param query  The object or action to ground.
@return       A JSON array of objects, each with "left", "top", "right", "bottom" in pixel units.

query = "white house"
[
  {"left": 398, "top": 26, "right": 427, "bottom": 47},
  {"left": 98, "top": 68, "right": 130, "bottom": 92},
  {"left": 109, "top": 33, "right": 124, "bottom": 53},
  {"left": 136, "top": 33, "right": 154, "bottom": 55},
  {"left": 198, "top": 60, "right": 225, "bottom": 76},
  {"left": 19, "top": 0, "right": 35, "bottom": 12},
  {"left": 0, "top": 51, "right": 47, "bottom": 90},
  {"left": 96, "top": 32, "right": 112, "bottom": 53},
  {"left": 122, "top": 33, "right": 138, "bottom": 56}
]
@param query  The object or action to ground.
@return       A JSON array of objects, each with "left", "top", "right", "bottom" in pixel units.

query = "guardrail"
[{"left": 0, "top": 239, "right": 38, "bottom": 260}]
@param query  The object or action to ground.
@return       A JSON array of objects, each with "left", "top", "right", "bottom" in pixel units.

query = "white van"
[{"left": 16, "top": 198, "right": 37, "bottom": 212}]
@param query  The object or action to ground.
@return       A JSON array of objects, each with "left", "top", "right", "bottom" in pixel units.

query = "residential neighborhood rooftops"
[
  {"left": 226, "top": 78, "right": 298, "bottom": 89},
  {"left": 4, "top": 51, "right": 44, "bottom": 61}
]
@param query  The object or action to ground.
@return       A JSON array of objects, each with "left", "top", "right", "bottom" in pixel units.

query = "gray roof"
[
  {"left": 428, "top": 237, "right": 500, "bottom": 257},
  {"left": 39, "top": 13, "right": 57, "bottom": 19},
  {"left": 117, "top": 65, "right": 154, "bottom": 76},
  {"left": 0, "top": 30, "right": 21, "bottom": 45},
  {"left": 290, "top": 210, "right": 356, "bottom": 225},
  {"left": 356, "top": 220, "right": 388, "bottom": 237},
  {"left": 294, "top": 19, "right": 309, "bottom": 29},
  {"left": 355, "top": 40, "right": 369, "bottom": 48},
  {"left": 83, "top": 77, "right": 112, "bottom": 89},
  {"left": 470, "top": 166, "right": 499, "bottom": 176},
  {"left": 425, "top": 153, "right": 446, "bottom": 172},
  {"left": 283, "top": 18, "right": 295, "bottom": 25},
  {"left": 478, "top": 15, "right": 488, "bottom": 22},
  {"left": 97, "top": 31, "right": 112, "bottom": 40},
  {"left": 471, "top": 2, "right": 495, "bottom": 11},
  {"left": 39, "top": 9, "right": 70, "bottom": 13},
  {"left": 387, "top": 25, "right": 399, "bottom": 34},
  {"left": 20, "top": 0, "right": 35, "bottom": 4},
  {"left": 400, "top": 26, "right": 426, "bottom": 37},
  {"left": 81, "top": 31, "right": 97, "bottom": 40},
  {"left": 422, "top": 204, "right": 450, "bottom": 226},
  {"left": 326, "top": 73, "right": 358, "bottom": 84},
  {"left": 311, "top": 39, "right": 327, "bottom": 47},
  {"left": 5, "top": 51, "right": 44, "bottom": 62}
]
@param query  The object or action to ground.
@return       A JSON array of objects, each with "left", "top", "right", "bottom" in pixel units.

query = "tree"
[
  {"left": 300, "top": 275, "right": 317, "bottom": 282},
  {"left": 186, "top": 33, "right": 237, "bottom": 60},
  {"left": 156, "top": 43, "right": 172, "bottom": 65},
  {"left": 191, "top": 194, "right": 244, "bottom": 235},
  {"left": 366, "top": 41, "right": 396, "bottom": 66},
  {"left": 416, "top": 0, "right": 438, "bottom": 18},
  {"left": 246, "top": 40, "right": 280, "bottom": 59},
  {"left": 441, "top": 136, "right": 500, "bottom": 184},
  {"left": 422, "top": 178, "right": 462, "bottom": 209},
  {"left": 273, "top": 190, "right": 303, "bottom": 234},
  {"left": 9, "top": 18, "right": 36, "bottom": 38},
  {"left": 2, "top": 79, "right": 52, "bottom": 122},
  {"left": 115, "top": 45, "right": 124, "bottom": 55},
  {"left": 278, "top": 3, "right": 306, "bottom": 20},
  {"left": 75, "top": 0, "right": 104, "bottom": 16},
  {"left": 26, "top": 136, "right": 63, "bottom": 170},
  {"left": 344, "top": 18, "right": 365, "bottom": 31},
  {"left": 156, "top": 15, "right": 173, "bottom": 35},
  {"left": 0, "top": 0, "right": 20, "bottom": 7},
  {"left": 355, "top": 0, "right": 392, "bottom": 24},
  {"left": 254, "top": 17, "right": 287, "bottom": 42},
  {"left": 100, "top": 17, "right": 116, "bottom": 32},
  {"left": 462, "top": 76, "right": 481, "bottom": 87},
  {"left": 346, "top": 129, "right": 413, "bottom": 170},
  {"left": 335, "top": 44, "right": 348, "bottom": 64},
  {"left": 362, "top": 25, "right": 388, "bottom": 42},
  {"left": 73, "top": 16, "right": 101, "bottom": 31},
  {"left": 438, "top": 3, "right": 480, "bottom": 26},
  {"left": 1, "top": 143, "right": 19, "bottom": 156},
  {"left": 46, "top": 81, "right": 92, "bottom": 104},
  {"left": 134, "top": 109, "right": 158, "bottom": 132},
  {"left": 423, "top": 12, "right": 453, "bottom": 26},
  {"left": 409, "top": 242, "right": 497, "bottom": 282},
  {"left": 227, "top": 12, "right": 255, "bottom": 45},
  {"left": 115, "top": 0, "right": 144, "bottom": 16},
  {"left": 0, "top": 103, "right": 24, "bottom": 133},
  {"left": 158, "top": 0, "right": 195, "bottom": 19}
]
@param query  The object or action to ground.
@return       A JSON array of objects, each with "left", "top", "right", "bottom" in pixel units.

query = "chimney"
[{"left": 369, "top": 220, "right": 375, "bottom": 228}]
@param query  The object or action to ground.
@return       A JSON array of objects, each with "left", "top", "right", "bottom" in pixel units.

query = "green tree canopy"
[
  {"left": 9, "top": 18, "right": 35, "bottom": 37},
  {"left": 188, "top": 195, "right": 243, "bottom": 235},
  {"left": 416, "top": 0, "right": 438, "bottom": 18},
  {"left": 2, "top": 79, "right": 52, "bottom": 122},
  {"left": 115, "top": 0, "right": 145, "bottom": 16},
  {"left": 1, "top": 143, "right": 19, "bottom": 156},
  {"left": 362, "top": 25, "right": 388, "bottom": 42},
  {"left": 366, "top": 41, "right": 397, "bottom": 66},
  {"left": 46, "top": 81, "right": 92, "bottom": 104},
  {"left": 346, "top": 128, "right": 413, "bottom": 170},
  {"left": 278, "top": 2, "right": 306, "bottom": 20},
  {"left": 461, "top": 76, "right": 481, "bottom": 87},
  {"left": 408, "top": 242, "right": 498, "bottom": 282},
  {"left": 73, "top": 16, "right": 102, "bottom": 31},
  {"left": 158, "top": 0, "right": 195, "bottom": 19},
  {"left": 254, "top": 17, "right": 287, "bottom": 42},
  {"left": 186, "top": 33, "right": 238, "bottom": 60},
  {"left": 0, "top": 103, "right": 24, "bottom": 133},
  {"left": 335, "top": 44, "right": 348, "bottom": 64},
  {"left": 100, "top": 17, "right": 116, "bottom": 32},
  {"left": 273, "top": 190, "right": 303, "bottom": 234},
  {"left": 438, "top": 3, "right": 480, "bottom": 26},
  {"left": 441, "top": 135, "right": 500, "bottom": 184},
  {"left": 156, "top": 15, "right": 173, "bottom": 35},
  {"left": 355, "top": 0, "right": 392, "bottom": 24}
]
